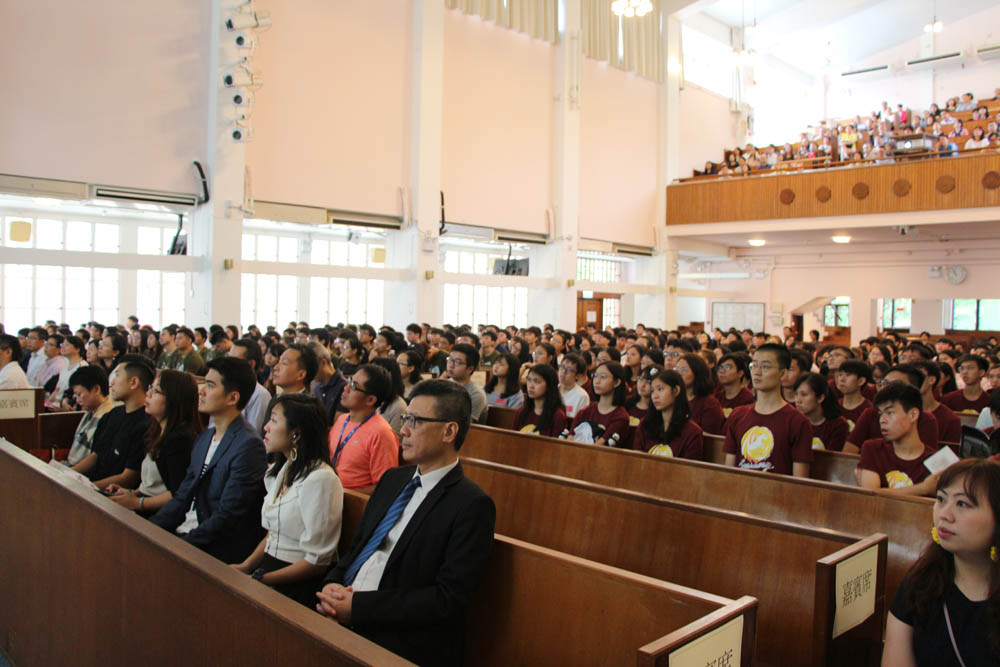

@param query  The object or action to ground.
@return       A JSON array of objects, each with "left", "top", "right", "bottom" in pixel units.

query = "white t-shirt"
[
  {"left": 176, "top": 433, "right": 224, "bottom": 535},
  {"left": 560, "top": 384, "right": 591, "bottom": 420},
  {"left": 0, "top": 361, "right": 30, "bottom": 390}
]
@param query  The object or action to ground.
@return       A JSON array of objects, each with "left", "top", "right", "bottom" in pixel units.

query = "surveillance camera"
[
  {"left": 222, "top": 69, "right": 260, "bottom": 88},
  {"left": 234, "top": 32, "right": 257, "bottom": 49},
  {"left": 225, "top": 10, "right": 271, "bottom": 31},
  {"left": 232, "top": 91, "right": 254, "bottom": 106}
]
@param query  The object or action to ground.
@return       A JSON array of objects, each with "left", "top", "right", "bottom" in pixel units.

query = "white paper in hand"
[
  {"left": 924, "top": 446, "right": 960, "bottom": 475},
  {"left": 48, "top": 459, "right": 101, "bottom": 491}
]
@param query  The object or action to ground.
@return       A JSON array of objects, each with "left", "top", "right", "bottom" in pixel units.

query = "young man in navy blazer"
[
  {"left": 316, "top": 379, "right": 496, "bottom": 667},
  {"left": 150, "top": 357, "right": 267, "bottom": 563}
]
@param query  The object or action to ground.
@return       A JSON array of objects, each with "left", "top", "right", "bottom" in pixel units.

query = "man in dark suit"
[
  {"left": 150, "top": 357, "right": 266, "bottom": 563},
  {"left": 316, "top": 379, "right": 496, "bottom": 667}
]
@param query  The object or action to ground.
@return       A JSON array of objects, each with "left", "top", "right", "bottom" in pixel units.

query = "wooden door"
[{"left": 577, "top": 298, "right": 602, "bottom": 331}]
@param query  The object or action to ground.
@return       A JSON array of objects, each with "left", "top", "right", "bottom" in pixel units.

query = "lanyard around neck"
[{"left": 332, "top": 411, "right": 376, "bottom": 467}]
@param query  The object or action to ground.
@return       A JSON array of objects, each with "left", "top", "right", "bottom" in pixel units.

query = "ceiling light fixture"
[
  {"left": 831, "top": 235, "right": 852, "bottom": 244},
  {"left": 748, "top": 239, "right": 766, "bottom": 247},
  {"left": 611, "top": 0, "right": 653, "bottom": 18}
]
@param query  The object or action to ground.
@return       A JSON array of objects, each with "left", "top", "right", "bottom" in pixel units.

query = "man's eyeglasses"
[
  {"left": 400, "top": 413, "right": 453, "bottom": 429},
  {"left": 348, "top": 378, "right": 370, "bottom": 394},
  {"left": 446, "top": 357, "right": 466, "bottom": 366}
]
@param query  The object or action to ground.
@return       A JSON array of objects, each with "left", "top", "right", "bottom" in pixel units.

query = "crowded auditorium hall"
[{"left": 2, "top": 1, "right": 1000, "bottom": 665}]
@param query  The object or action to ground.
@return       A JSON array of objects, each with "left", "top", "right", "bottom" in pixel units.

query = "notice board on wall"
[{"left": 711, "top": 302, "right": 765, "bottom": 333}]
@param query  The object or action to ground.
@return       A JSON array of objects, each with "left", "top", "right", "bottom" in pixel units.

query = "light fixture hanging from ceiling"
[
  {"left": 732, "top": 0, "right": 756, "bottom": 65},
  {"left": 611, "top": 0, "right": 653, "bottom": 18},
  {"left": 923, "top": 0, "right": 943, "bottom": 33}
]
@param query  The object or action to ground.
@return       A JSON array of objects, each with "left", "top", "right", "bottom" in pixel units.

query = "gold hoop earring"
[
  {"left": 991, "top": 546, "right": 998, "bottom": 563},
  {"left": 289, "top": 447, "right": 298, "bottom": 462},
  {"left": 931, "top": 526, "right": 941, "bottom": 545}
]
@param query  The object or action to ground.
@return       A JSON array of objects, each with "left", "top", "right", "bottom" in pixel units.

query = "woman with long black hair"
[
  {"left": 513, "top": 364, "right": 567, "bottom": 437},
  {"left": 485, "top": 352, "right": 524, "bottom": 410},
  {"left": 633, "top": 368, "right": 703, "bottom": 459}
]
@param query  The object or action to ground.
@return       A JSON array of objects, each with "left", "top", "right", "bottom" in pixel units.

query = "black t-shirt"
[
  {"left": 890, "top": 575, "right": 997, "bottom": 667},
  {"left": 154, "top": 429, "right": 197, "bottom": 494},
  {"left": 87, "top": 406, "right": 151, "bottom": 481}
]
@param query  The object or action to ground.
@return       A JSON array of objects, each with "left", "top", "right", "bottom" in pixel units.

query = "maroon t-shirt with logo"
[
  {"left": 690, "top": 394, "right": 726, "bottom": 436},
  {"left": 513, "top": 406, "right": 568, "bottom": 438},
  {"left": 571, "top": 404, "right": 630, "bottom": 447},
  {"left": 839, "top": 398, "right": 872, "bottom": 433},
  {"left": 811, "top": 416, "right": 849, "bottom": 452},
  {"left": 940, "top": 389, "right": 989, "bottom": 415},
  {"left": 857, "top": 438, "right": 934, "bottom": 489},
  {"left": 931, "top": 403, "right": 962, "bottom": 444},
  {"left": 718, "top": 387, "right": 755, "bottom": 419},
  {"left": 847, "top": 407, "right": 939, "bottom": 450},
  {"left": 633, "top": 418, "right": 704, "bottom": 460},
  {"left": 723, "top": 403, "right": 814, "bottom": 475}
]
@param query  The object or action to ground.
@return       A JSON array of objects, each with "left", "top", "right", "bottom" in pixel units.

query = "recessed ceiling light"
[
  {"left": 748, "top": 239, "right": 766, "bottom": 247},
  {"left": 831, "top": 235, "right": 852, "bottom": 244}
]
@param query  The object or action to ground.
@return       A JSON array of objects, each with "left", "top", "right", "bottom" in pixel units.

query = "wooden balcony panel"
[{"left": 666, "top": 152, "right": 1000, "bottom": 226}]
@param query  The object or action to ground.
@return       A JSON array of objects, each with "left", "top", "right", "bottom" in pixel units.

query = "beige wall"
[{"left": 677, "top": 84, "right": 744, "bottom": 178}]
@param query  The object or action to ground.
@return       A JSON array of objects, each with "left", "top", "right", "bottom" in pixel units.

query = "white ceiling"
[{"left": 688, "top": 0, "right": 998, "bottom": 74}]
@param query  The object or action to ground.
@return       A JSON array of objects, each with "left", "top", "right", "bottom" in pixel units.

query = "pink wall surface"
[
  {"left": 247, "top": 0, "right": 412, "bottom": 216},
  {"left": 0, "top": 1, "right": 211, "bottom": 194},
  {"left": 441, "top": 10, "right": 555, "bottom": 235},
  {"left": 579, "top": 60, "right": 658, "bottom": 247},
  {"left": 678, "top": 84, "right": 744, "bottom": 177}
]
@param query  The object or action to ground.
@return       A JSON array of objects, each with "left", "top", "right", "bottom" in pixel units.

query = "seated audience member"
[
  {"left": 622, "top": 344, "right": 643, "bottom": 386},
  {"left": 96, "top": 332, "right": 126, "bottom": 374},
  {"left": 423, "top": 330, "right": 450, "bottom": 378},
  {"left": 150, "top": 357, "right": 267, "bottom": 563},
  {"left": 942, "top": 354, "right": 990, "bottom": 414},
  {"left": 724, "top": 343, "right": 813, "bottom": 477},
  {"left": 520, "top": 343, "right": 558, "bottom": 389},
  {"left": 273, "top": 343, "right": 318, "bottom": 396},
  {"left": 0, "top": 334, "right": 30, "bottom": 389},
  {"left": 228, "top": 338, "right": 273, "bottom": 433},
  {"left": 634, "top": 368, "right": 704, "bottom": 459},
  {"left": 73, "top": 356, "right": 153, "bottom": 490},
  {"left": 479, "top": 330, "right": 501, "bottom": 368},
  {"left": 369, "top": 357, "right": 408, "bottom": 438},
  {"left": 309, "top": 341, "right": 347, "bottom": 423},
  {"left": 911, "top": 359, "right": 962, "bottom": 444},
  {"left": 24, "top": 327, "right": 48, "bottom": 386},
  {"left": 48, "top": 335, "right": 87, "bottom": 409},
  {"left": 954, "top": 92, "right": 976, "bottom": 111},
  {"left": 676, "top": 353, "right": 725, "bottom": 435},
  {"left": 316, "top": 380, "right": 496, "bottom": 667},
  {"left": 883, "top": 458, "right": 999, "bottom": 666},
  {"left": 338, "top": 336, "right": 366, "bottom": 377},
  {"left": 836, "top": 360, "right": 873, "bottom": 432},
  {"left": 446, "top": 343, "right": 487, "bottom": 424},
  {"left": 965, "top": 125, "right": 989, "bottom": 150},
  {"left": 261, "top": 342, "right": 285, "bottom": 390},
  {"left": 329, "top": 364, "right": 399, "bottom": 493},
  {"left": 513, "top": 364, "right": 568, "bottom": 438},
  {"left": 640, "top": 346, "right": 665, "bottom": 370},
  {"left": 65, "top": 366, "right": 115, "bottom": 466},
  {"left": 202, "top": 329, "right": 233, "bottom": 363},
  {"left": 156, "top": 326, "right": 179, "bottom": 370},
  {"left": 845, "top": 365, "right": 940, "bottom": 454},
  {"left": 855, "top": 383, "right": 937, "bottom": 496},
  {"left": 780, "top": 349, "right": 812, "bottom": 403},
  {"left": 37, "top": 333, "right": 69, "bottom": 393},
  {"left": 557, "top": 353, "right": 590, "bottom": 420},
  {"left": 936, "top": 134, "right": 958, "bottom": 157},
  {"left": 108, "top": 369, "right": 201, "bottom": 515},
  {"left": 234, "top": 393, "right": 343, "bottom": 607},
  {"left": 793, "top": 373, "right": 848, "bottom": 451},
  {"left": 141, "top": 329, "right": 161, "bottom": 363},
  {"left": 172, "top": 328, "right": 207, "bottom": 375},
  {"left": 483, "top": 352, "right": 523, "bottom": 410},
  {"left": 570, "top": 361, "right": 630, "bottom": 447},
  {"left": 625, "top": 365, "right": 658, "bottom": 430},
  {"left": 368, "top": 331, "right": 393, "bottom": 360},
  {"left": 396, "top": 349, "right": 424, "bottom": 399},
  {"left": 715, "top": 353, "right": 754, "bottom": 417}
]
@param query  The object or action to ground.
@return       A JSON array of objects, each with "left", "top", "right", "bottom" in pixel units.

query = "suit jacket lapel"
[
  {"left": 348, "top": 467, "right": 413, "bottom": 561},
  {"left": 383, "top": 463, "right": 464, "bottom": 573}
]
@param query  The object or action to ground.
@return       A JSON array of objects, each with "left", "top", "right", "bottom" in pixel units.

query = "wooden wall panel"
[{"left": 666, "top": 152, "right": 1000, "bottom": 225}]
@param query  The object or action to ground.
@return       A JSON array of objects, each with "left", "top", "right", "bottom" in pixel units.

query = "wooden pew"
[
  {"left": 462, "top": 425, "right": 929, "bottom": 608},
  {"left": 460, "top": 456, "right": 888, "bottom": 667},
  {"left": 0, "top": 440, "right": 759, "bottom": 667},
  {"left": 0, "top": 387, "right": 45, "bottom": 451},
  {"left": 485, "top": 405, "right": 517, "bottom": 430},
  {"left": 958, "top": 412, "right": 982, "bottom": 428},
  {"left": 35, "top": 410, "right": 86, "bottom": 460}
]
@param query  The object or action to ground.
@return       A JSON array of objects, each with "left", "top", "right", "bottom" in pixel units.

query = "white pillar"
[
  {"left": 385, "top": 0, "right": 445, "bottom": 329},
  {"left": 653, "top": 13, "right": 682, "bottom": 329}
]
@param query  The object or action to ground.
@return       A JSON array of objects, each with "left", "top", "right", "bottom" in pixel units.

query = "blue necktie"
[{"left": 342, "top": 476, "right": 422, "bottom": 586}]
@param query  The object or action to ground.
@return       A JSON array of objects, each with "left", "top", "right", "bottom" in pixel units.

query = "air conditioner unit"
[
  {"left": 89, "top": 185, "right": 199, "bottom": 208},
  {"left": 840, "top": 64, "right": 889, "bottom": 78},
  {"left": 612, "top": 243, "right": 654, "bottom": 257},
  {"left": 906, "top": 52, "right": 962, "bottom": 71},
  {"left": 327, "top": 208, "right": 403, "bottom": 231},
  {"left": 977, "top": 43, "right": 1000, "bottom": 61},
  {"left": 0, "top": 174, "right": 88, "bottom": 200},
  {"left": 493, "top": 229, "right": 548, "bottom": 245},
  {"left": 438, "top": 222, "right": 494, "bottom": 241}
]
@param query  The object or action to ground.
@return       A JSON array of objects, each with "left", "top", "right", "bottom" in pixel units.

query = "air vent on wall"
[
  {"left": 978, "top": 44, "right": 1000, "bottom": 61},
  {"left": 493, "top": 229, "right": 548, "bottom": 245},
  {"left": 252, "top": 201, "right": 403, "bottom": 230},
  {"left": 327, "top": 209, "right": 402, "bottom": 231},
  {"left": 840, "top": 64, "right": 889, "bottom": 78},
  {"left": 89, "top": 185, "right": 199, "bottom": 208},
  {"left": 905, "top": 52, "right": 962, "bottom": 71},
  {"left": 612, "top": 243, "right": 654, "bottom": 257}
]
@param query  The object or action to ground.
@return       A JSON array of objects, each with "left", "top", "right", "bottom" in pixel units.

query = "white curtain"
[
  {"left": 445, "top": 0, "right": 559, "bottom": 43},
  {"left": 582, "top": 0, "right": 662, "bottom": 82}
]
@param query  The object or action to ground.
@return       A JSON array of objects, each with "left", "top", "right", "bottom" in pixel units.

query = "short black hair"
[
  {"left": 754, "top": 343, "right": 791, "bottom": 370},
  {"left": 209, "top": 330, "right": 229, "bottom": 345},
  {"left": 561, "top": 352, "right": 587, "bottom": 376},
  {"left": 206, "top": 357, "right": 258, "bottom": 410},
  {"left": 47, "top": 333, "right": 65, "bottom": 346},
  {"left": 64, "top": 335, "right": 85, "bottom": 355},
  {"left": 286, "top": 343, "right": 319, "bottom": 386},
  {"left": 232, "top": 338, "right": 263, "bottom": 371},
  {"left": 887, "top": 363, "right": 925, "bottom": 389},
  {"left": 118, "top": 354, "right": 155, "bottom": 391},
  {"left": 450, "top": 343, "right": 480, "bottom": 369},
  {"left": 354, "top": 363, "right": 393, "bottom": 410},
  {"left": 837, "top": 360, "right": 871, "bottom": 381},
  {"left": 0, "top": 334, "right": 23, "bottom": 363},
  {"left": 957, "top": 354, "right": 989, "bottom": 372},
  {"left": 408, "top": 379, "right": 473, "bottom": 449},
  {"left": 310, "top": 328, "right": 332, "bottom": 346},
  {"left": 69, "top": 364, "right": 108, "bottom": 395},
  {"left": 718, "top": 352, "right": 749, "bottom": 380},
  {"left": 874, "top": 381, "right": 923, "bottom": 415},
  {"left": 105, "top": 333, "right": 127, "bottom": 355}
]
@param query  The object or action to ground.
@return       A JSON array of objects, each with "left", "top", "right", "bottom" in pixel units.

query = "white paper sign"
[
  {"left": 586, "top": 311, "right": 597, "bottom": 323},
  {"left": 0, "top": 389, "right": 35, "bottom": 419},
  {"left": 924, "top": 446, "right": 960, "bottom": 475},
  {"left": 669, "top": 615, "right": 743, "bottom": 667},
  {"left": 832, "top": 545, "right": 878, "bottom": 638}
]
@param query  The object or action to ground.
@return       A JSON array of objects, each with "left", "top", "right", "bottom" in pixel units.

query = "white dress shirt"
[
  {"left": 26, "top": 350, "right": 47, "bottom": 387},
  {"left": 0, "top": 361, "right": 30, "bottom": 390},
  {"left": 351, "top": 459, "right": 459, "bottom": 592},
  {"left": 242, "top": 382, "right": 273, "bottom": 434},
  {"left": 262, "top": 462, "right": 343, "bottom": 566},
  {"left": 177, "top": 433, "right": 223, "bottom": 535}
]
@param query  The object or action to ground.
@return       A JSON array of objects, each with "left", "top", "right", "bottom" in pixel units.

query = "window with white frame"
[
  {"left": 880, "top": 298, "right": 912, "bottom": 330},
  {"left": 307, "top": 277, "right": 384, "bottom": 328},
  {"left": 0, "top": 263, "right": 119, "bottom": 330},
  {"left": 602, "top": 297, "right": 621, "bottom": 330},
  {"left": 136, "top": 270, "right": 187, "bottom": 328},
  {"left": 577, "top": 256, "right": 623, "bottom": 283},
  {"left": 3, "top": 215, "right": 120, "bottom": 254},
  {"left": 443, "top": 248, "right": 526, "bottom": 275},
  {"left": 241, "top": 273, "right": 300, "bottom": 330},
  {"left": 442, "top": 284, "right": 528, "bottom": 328}
]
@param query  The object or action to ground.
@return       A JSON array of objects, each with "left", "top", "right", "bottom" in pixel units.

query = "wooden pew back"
[
  {"left": 460, "top": 456, "right": 887, "bottom": 666},
  {"left": 0, "top": 387, "right": 44, "bottom": 451}
]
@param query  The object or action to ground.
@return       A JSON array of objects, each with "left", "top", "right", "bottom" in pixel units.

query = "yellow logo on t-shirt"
[
  {"left": 629, "top": 416, "right": 641, "bottom": 427},
  {"left": 885, "top": 470, "right": 914, "bottom": 489},
  {"left": 519, "top": 424, "right": 538, "bottom": 434},
  {"left": 648, "top": 444, "right": 674, "bottom": 457},
  {"left": 812, "top": 437, "right": 825, "bottom": 450},
  {"left": 847, "top": 419, "right": 855, "bottom": 432},
  {"left": 961, "top": 409, "right": 978, "bottom": 415},
  {"left": 723, "top": 407, "right": 733, "bottom": 417},
  {"left": 741, "top": 426, "right": 774, "bottom": 463}
]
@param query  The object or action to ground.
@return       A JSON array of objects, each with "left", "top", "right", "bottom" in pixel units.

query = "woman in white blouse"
[{"left": 232, "top": 393, "right": 343, "bottom": 605}]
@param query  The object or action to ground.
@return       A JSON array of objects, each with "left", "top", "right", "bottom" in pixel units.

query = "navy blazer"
[
  {"left": 324, "top": 462, "right": 495, "bottom": 667},
  {"left": 150, "top": 414, "right": 266, "bottom": 563}
]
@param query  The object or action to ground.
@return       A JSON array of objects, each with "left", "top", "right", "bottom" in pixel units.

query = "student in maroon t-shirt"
[
  {"left": 941, "top": 354, "right": 990, "bottom": 414},
  {"left": 724, "top": 344, "right": 813, "bottom": 477},
  {"left": 855, "top": 382, "right": 938, "bottom": 496},
  {"left": 911, "top": 359, "right": 961, "bottom": 444},
  {"left": 845, "top": 365, "right": 939, "bottom": 453},
  {"left": 677, "top": 353, "right": 725, "bottom": 435},
  {"left": 571, "top": 361, "right": 630, "bottom": 447},
  {"left": 715, "top": 353, "right": 754, "bottom": 419},
  {"left": 793, "top": 372, "right": 848, "bottom": 451},
  {"left": 836, "top": 360, "right": 872, "bottom": 433},
  {"left": 624, "top": 365, "right": 659, "bottom": 450},
  {"left": 512, "top": 364, "right": 567, "bottom": 438},
  {"left": 634, "top": 368, "right": 703, "bottom": 459}
]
